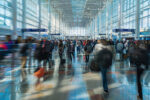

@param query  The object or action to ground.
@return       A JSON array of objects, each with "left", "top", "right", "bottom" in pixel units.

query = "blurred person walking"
[
  {"left": 129, "top": 44, "right": 149, "bottom": 100},
  {"left": 58, "top": 40, "right": 64, "bottom": 61},
  {"left": 93, "top": 40, "right": 113, "bottom": 93},
  {"left": 20, "top": 39, "right": 29, "bottom": 68},
  {"left": 84, "top": 40, "right": 92, "bottom": 63},
  {"left": 67, "top": 40, "right": 75, "bottom": 61},
  {"left": 77, "top": 40, "right": 81, "bottom": 54}
]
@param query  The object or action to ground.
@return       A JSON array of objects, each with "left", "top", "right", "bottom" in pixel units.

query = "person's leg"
[
  {"left": 43, "top": 59, "right": 47, "bottom": 67},
  {"left": 49, "top": 53, "right": 52, "bottom": 60},
  {"left": 77, "top": 47, "right": 79, "bottom": 53},
  {"left": 85, "top": 55, "right": 89, "bottom": 63},
  {"left": 87, "top": 55, "right": 89, "bottom": 62},
  {"left": 72, "top": 52, "right": 75, "bottom": 59},
  {"left": 59, "top": 53, "right": 62, "bottom": 60},
  {"left": 78, "top": 47, "right": 80, "bottom": 53},
  {"left": 101, "top": 68, "right": 108, "bottom": 92},
  {"left": 137, "top": 68, "right": 144, "bottom": 99},
  {"left": 85, "top": 55, "right": 87, "bottom": 62},
  {"left": 28, "top": 49, "right": 32, "bottom": 67},
  {"left": 69, "top": 53, "right": 72, "bottom": 61},
  {"left": 21, "top": 56, "right": 27, "bottom": 68}
]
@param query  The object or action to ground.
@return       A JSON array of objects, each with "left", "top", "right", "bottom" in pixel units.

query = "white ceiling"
[{"left": 49, "top": 0, "right": 107, "bottom": 27}]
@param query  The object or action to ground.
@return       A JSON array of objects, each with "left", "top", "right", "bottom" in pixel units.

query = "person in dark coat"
[
  {"left": 20, "top": 39, "right": 29, "bottom": 68},
  {"left": 129, "top": 46, "right": 149, "bottom": 100},
  {"left": 58, "top": 40, "right": 64, "bottom": 60},
  {"left": 67, "top": 41, "right": 75, "bottom": 61},
  {"left": 93, "top": 40, "right": 113, "bottom": 93},
  {"left": 84, "top": 40, "right": 92, "bottom": 63},
  {"left": 34, "top": 41, "right": 43, "bottom": 66}
]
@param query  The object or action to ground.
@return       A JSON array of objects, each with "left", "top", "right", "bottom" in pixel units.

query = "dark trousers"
[
  {"left": 85, "top": 55, "right": 89, "bottom": 63},
  {"left": 59, "top": 53, "right": 63, "bottom": 60},
  {"left": 136, "top": 67, "right": 144, "bottom": 99},
  {"left": 77, "top": 46, "right": 80, "bottom": 53},
  {"left": 49, "top": 53, "right": 52, "bottom": 60},
  {"left": 101, "top": 68, "right": 108, "bottom": 91},
  {"left": 68, "top": 52, "right": 74, "bottom": 61}
]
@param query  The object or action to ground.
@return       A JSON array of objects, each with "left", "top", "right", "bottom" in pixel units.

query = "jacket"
[{"left": 95, "top": 48, "right": 113, "bottom": 69}]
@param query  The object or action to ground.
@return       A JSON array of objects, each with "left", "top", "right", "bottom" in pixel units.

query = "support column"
[
  {"left": 135, "top": 0, "right": 140, "bottom": 40},
  {"left": 94, "top": 18, "right": 95, "bottom": 35},
  {"left": 12, "top": 0, "right": 17, "bottom": 40},
  {"left": 97, "top": 14, "right": 100, "bottom": 35},
  {"left": 22, "top": 0, "right": 26, "bottom": 39},
  {"left": 38, "top": 0, "right": 41, "bottom": 39},
  {"left": 118, "top": 0, "right": 122, "bottom": 40},
  {"left": 99, "top": 13, "right": 101, "bottom": 35},
  {"left": 106, "top": 5, "right": 109, "bottom": 39},
  {"left": 59, "top": 12, "right": 61, "bottom": 34},
  {"left": 110, "top": 2, "right": 113, "bottom": 40},
  {"left": 48, "top": 0, "right": 51, "bottom": 40},
  {"left": 55, "top": 13, "right": 56, "bottom": 34},
  {"left": 11, "top": 1, "right": 17, "bottom": 100}
]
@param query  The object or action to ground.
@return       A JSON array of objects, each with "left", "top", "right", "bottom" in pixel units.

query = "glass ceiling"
[{"left": 70, "top": 0, "right": 87, "bottom": 22}]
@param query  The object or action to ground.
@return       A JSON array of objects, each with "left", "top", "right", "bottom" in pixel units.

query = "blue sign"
[
  {"left": 140, "top": 32, "right": 150, "bottom": 35},
  {"left": 42, "top": 34, "right": 48, "bottom": 37},
  {"left": 99, "top": 33, "right": 106, "bottom": 35},
  {"left": 113, "top": 29, "right": 135, "bottom": 33},
  {"left": 22, "top": 28, "right": 47, "bottom": 32},
  {"left": 50, "top": 33, "right": 61, "bottom": 35}
]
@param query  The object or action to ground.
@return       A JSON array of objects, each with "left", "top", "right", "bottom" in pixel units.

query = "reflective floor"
[{"left": 0, "top": 49, "right": 150, "bottom": 100}]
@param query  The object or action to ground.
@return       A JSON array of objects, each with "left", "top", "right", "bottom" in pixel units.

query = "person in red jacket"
[{"left": 0, "top": 42, "right": 8, "bottom": 50}]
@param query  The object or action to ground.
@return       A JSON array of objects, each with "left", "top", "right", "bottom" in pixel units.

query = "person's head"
[
  {"left": 6, "top": 35, "right": 11, "bottom": 41},
  {"left": 97, "top": 40, "right": 101, "bottom": 44},
  {"left": 87, "top": 40, "right": 90, "bottom": 44}
]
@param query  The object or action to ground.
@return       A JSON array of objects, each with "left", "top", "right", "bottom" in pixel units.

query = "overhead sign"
[
  {"left": 22, "top": 28, "right": 47, "bottom": 32},
  {"left": 113, "top": 29, "right": 135, "bottom": 33},
  {"left": 140, "top": 32, "right": 150, "bottom": 35},
  {"left": 99, "top": 33, "right": 106, "bottom": 35},
  {"left": 50, "top": 33, "right": 61, "bottom": 35}
]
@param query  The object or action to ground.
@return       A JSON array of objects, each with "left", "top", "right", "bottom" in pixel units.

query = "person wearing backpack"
[
  {"left": 41, "top": 39, "right": 51, "bottom": 67},
  {"left": 93, "top": 39, "right": 113, "bottom": 94},
  {"left": 129, "top": 44, "right": 149, "bottom": 100}
]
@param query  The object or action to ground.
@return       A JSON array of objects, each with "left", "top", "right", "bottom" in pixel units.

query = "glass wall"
[
  {"left": 17, "top": 0, "right": 23, "bottom": 29},
  {"left": 26, "top": 0, "right": 39, "bottom": 28},
  {"left": 0, "top": 0, "right": 12, "bottom": 28},
  {"left": 0, "top": 0, "right": 49, "bottom": 36},
  {"left": 90, "top": 0, "right": 150, "bottom": 36}
]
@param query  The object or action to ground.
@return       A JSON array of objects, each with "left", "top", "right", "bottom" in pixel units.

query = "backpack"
[
  {"left": 89, "top": 59, "right": 100, "bottom": 72},
  {"left": 44, "top": 41, "right": 51, "bottom": 53},
  {"left": 130, "top": 48, "right": 149, "bottom": 68},
  {"left": 20, "top": 44, "right": 28, "bottom": 54},
  {"left": 85, "top": 45, "right": 93, "bottom": 53},
  {"left": 95, "top": 49, "right": 113, "bottom": 68}
]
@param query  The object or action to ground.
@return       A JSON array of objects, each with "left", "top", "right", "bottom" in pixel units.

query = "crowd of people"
[{"left": 0, "top": 35, "right": 150, "bottom": 100}]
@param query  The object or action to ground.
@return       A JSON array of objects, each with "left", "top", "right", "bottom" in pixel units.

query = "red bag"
[{"left": 34, "top": 68, "right": 45, "bottom": 78}]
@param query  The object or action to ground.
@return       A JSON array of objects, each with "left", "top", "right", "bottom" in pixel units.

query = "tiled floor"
[{"left": 0, "top": 49, "right": 150, "bottom": 100}]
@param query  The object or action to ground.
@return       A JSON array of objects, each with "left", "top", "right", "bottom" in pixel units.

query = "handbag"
[
  {"left": 34, "top": 67, "right": 45, "bottom": 78},
  {"left": 89, "top": 59, "right": 100, "bottom": 72}
]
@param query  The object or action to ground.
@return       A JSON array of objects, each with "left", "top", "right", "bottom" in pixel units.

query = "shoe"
[
  {"left": 137, "top": 96, "right": 142, "bottom": 100},
  {"left": 104, "top": 90, "right": 109, "bottom": 94}
]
